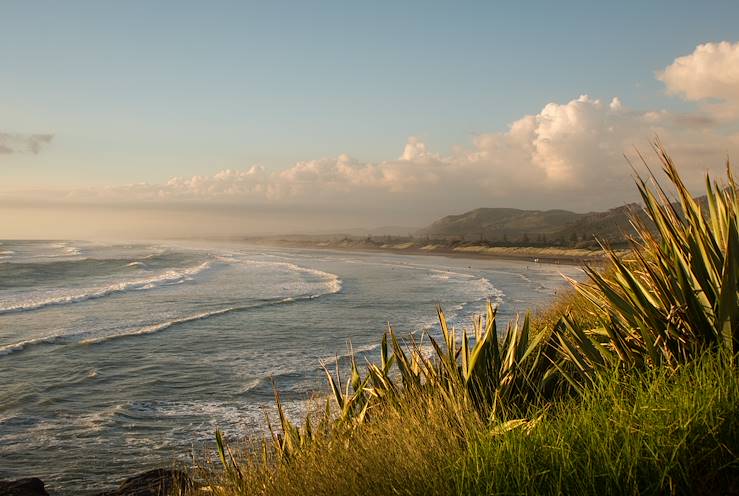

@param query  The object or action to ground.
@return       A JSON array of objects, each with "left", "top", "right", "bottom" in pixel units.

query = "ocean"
[{"left": 0, "top": 240, "right": 582, "bottom": 494}]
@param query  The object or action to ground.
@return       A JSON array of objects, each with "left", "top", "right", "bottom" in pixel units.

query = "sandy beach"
[{"left": 246, "top": 237, "right": 611, "bottom": 266}]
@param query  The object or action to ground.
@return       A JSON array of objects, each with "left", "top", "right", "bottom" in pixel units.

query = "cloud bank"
[
  {"left": 4, "top": 41, "right": 739, "bottom": 237},
  {"left": 0, "top": 133, "right": 54, "bottom": 154},
  {"left": 65, "top": 93, "right": 738, "bottom": 218}
]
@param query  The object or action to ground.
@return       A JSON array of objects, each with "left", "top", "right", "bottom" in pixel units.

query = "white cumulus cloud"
[
  {"left": 61, "top": 93, "right": 738, "bottom": 219},
  {"left": 658, "top": 41, "right": 739, "bottom": 119}
]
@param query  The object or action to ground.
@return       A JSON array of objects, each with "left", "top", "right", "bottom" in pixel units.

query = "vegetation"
[
  {"left": 415, "top": 203, "right": 645, "bottom": 248},
  {"left": 201, "top": 144, "right": 738, "bottom": 495}
]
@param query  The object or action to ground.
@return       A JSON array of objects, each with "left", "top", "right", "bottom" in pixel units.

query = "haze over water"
[{"left": 0, "top": 240, "right": 580, "bottom": 494}]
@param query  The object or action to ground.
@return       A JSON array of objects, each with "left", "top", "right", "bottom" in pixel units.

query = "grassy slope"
[{"left": 206, "top": 352, "right": 737, "bottom": 496}]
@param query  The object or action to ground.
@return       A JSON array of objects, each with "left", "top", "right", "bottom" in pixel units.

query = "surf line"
[
  {"left": 0, "top": 262, "right": 211, "bottom": 315},
  {"left": 79, "top": 290, "right": 338, "bottom": 346}
]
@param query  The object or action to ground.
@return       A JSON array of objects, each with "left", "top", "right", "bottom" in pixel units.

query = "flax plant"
[{"left": 561, "top": 142, "right": 738, "bottom": 375}]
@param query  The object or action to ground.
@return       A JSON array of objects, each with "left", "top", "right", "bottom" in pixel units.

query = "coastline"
[
  {"left": 243, "top": 238, "right": 610, "bottom": 266},
  {"left": 0, "top": 240, "right": 585, "bottom": 495}
]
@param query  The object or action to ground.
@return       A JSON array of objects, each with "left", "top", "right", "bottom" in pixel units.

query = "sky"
[{"left": 2, "top": 1, "right": 739, "bottom": 238}]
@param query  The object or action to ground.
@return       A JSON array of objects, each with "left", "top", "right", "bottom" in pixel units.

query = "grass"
[
  {"left": 198, "top": 355, "right": 737, "bottom": 496},
  {"left": 459, "top": 356, "right": 738, "bottom": 495},
  {"left": 197, "top": 143, "right": 739, "bottom": 495}
]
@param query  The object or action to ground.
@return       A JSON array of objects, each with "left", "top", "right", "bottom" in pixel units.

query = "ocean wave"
[
  {"left": 428, "top": 267, "right": 476, "bottom": 279},
  {"left": 247, "top": 254, "right": 501, "bottom": 335},
  {"left": 80, "top": 291, "right": 340, "bottom": 346},
  {"left": 288, "top": 255, "right": 504, "bottom": 332},
  {"left": 217, "top": 256, "right": 344, "bottom": 295},
  {"left": 0, "top": 255, "right": 344, "bottom": 354},
  {"left": 79, "top": 307, "right": 237, "bottom": 345},
  {"left": 46, "top": 242, "right": 82, "bottom": 257},
  {"left": 0, "top": 334, "right": 67, "bottom": 356},
  {"left": 327, "top": 256, "right": 478, "bottom": 283},
  {"left": 0, "top": 262, "right": 211, "bottom": 315},
  {"left": 235, "top": 341, "right": 384, "bottom": 398},
  {"left": 107, "top": 397, "right": 314, "bottom": 441},
  {"left": 319, "top": 341, "right": 382, "bottom": 367},
  {"left": 14, "top": 252, "right": 84, "bottom": 261}
]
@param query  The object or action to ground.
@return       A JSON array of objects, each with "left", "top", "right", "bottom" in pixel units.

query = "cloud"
[
  {"left": 7, "top": 41, "right": 739, "bottom": 233},
  {"left": 658, "top": 41, "right": 739, "bottom": 119},
  {"left": 56, "top": 93, "right": 738, "bottom": 220},
  {"left": 0, "top": 133, "right": 54, "bottom": 154}
]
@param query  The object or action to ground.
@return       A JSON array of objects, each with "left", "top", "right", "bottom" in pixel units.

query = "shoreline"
[
  {"left": 0, "top": 240, "right": 596, "bottom": 496},
  {"left": 244, "top": 238, "right": 609, "bottom": 266}
]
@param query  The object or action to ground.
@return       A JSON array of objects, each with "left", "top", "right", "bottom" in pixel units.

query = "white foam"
[
  {"left": 261, "top": 253, "right": 504, "bottom": 335},
  {"left": 324, "top": 256, "right": 477, "bottom": 284},
  {"left": 111, "top": 398, "right": 314, "bottom": 441},
  {"left": 79, "top": 306, "right": 236, "bottom": 345},
  {"left": 320, "top": 342, "right": 382, "bottom": 366},
  {"left": 63, "top": 246, "right": 82, "bottom": 256},
  {"left": 0, "top": 262, "right": 211, "bottom": 315},
  {"left": 0, "top": 334, "right": 67, "bottom": 356},
  {"left": 218, "top": 256, "right": 343, "bottom": 297},
  {"left": 126, "top": 261, "right": 146, "bottom": 268},
  {"left": 43, "top": 242, "right": 82, "bottom": 257},
  {"left": 238, "top": 377, "right": 263, "bottom": 394},
  {"left": 79, "top": 292, "right": 335, "bottom": 346},
  {"left": 0, "top": 254, "right": 343, "bottom": 353},
  {"left": 428, "top": 267, "right": 476, "bottom": 279}
]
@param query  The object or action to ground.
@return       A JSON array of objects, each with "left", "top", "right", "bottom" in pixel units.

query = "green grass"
[
  {"left": 201, "top": 355, "right": 737, "bottom": 495},
  {"left": 198, "top": 143, "right": 739, "bottom": 495},
  {"left": 459, "top": 356, "right": 738, "bottom": 495}
]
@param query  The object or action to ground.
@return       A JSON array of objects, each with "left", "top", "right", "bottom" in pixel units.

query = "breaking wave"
[
  {"left": 81, "top": 291, "right": 339, "bottom": 346},
  {"left": 0, "top": 262, "right": 211, "bottom": 315}
]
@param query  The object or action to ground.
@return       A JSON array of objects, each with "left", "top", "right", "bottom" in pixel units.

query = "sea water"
[{"left": 0, "top": 240, "right": 581, "bottom": 494}]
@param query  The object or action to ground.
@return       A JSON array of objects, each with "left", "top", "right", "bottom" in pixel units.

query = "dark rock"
[
  {"left": 0, "top": 478, "right": 49, "bottom": 496},
  {"left": 96, "top": 469, "right": 194, "bottom": 496}
]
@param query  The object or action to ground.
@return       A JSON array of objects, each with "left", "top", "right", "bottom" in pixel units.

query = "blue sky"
[{"left": 2, "top": 1, "right": 739, "bottom": 236}]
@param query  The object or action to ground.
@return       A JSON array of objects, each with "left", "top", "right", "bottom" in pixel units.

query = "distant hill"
[
  {"left": 363, "top": 225, "right": 420, "bottom": 237},
  {"left": 416, "top": 204, "right": 644, "bottom": 247}
]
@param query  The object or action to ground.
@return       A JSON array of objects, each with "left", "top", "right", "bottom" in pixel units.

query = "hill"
[{"left": 416, "top": 204, "right": 643, "bottom": 247}]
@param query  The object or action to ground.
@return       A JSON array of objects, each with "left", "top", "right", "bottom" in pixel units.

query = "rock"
[
  {"left": 0, "top": 478, "right": 49, "bottom": 496},
  {"left": 96, "top": 469, "right": 194, "bottom": 496}
]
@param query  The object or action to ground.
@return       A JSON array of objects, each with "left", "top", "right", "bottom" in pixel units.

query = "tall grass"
[
  {"left": 201, "top": 354, "right": 737, "bottom": 496},
  {"left": 459, "top": 355, "right": 738, "bottom": 495},
  {"left": 202, "top": 144, "right": 738, "bottom": 495}
]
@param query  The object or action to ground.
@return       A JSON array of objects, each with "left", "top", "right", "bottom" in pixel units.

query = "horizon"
[{"left": 2, "top": 1, "right": 739, "bottom": 238}]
